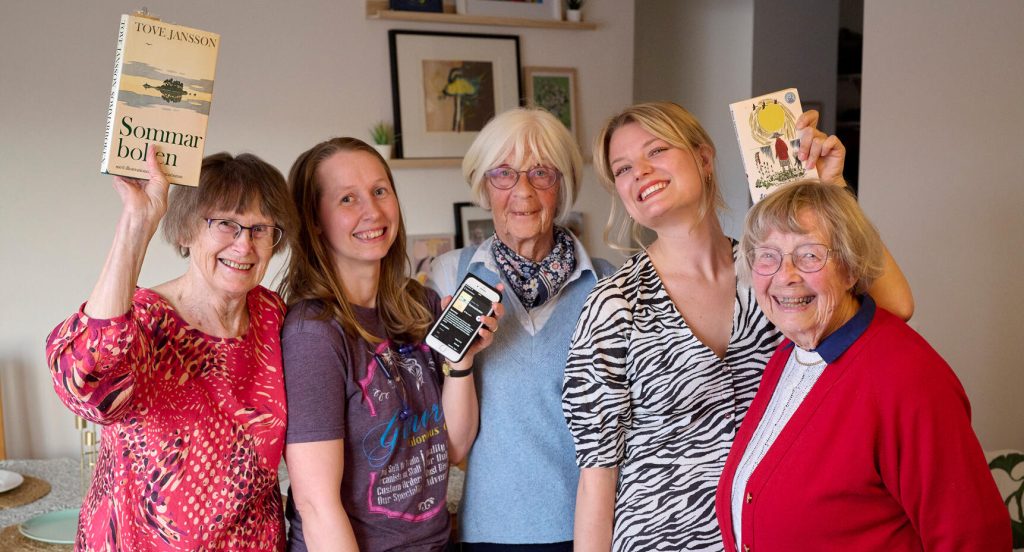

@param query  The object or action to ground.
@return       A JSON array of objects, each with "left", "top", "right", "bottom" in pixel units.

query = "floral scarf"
[{"left": 491, "top": 227, "right": 577, "bottom": 309}]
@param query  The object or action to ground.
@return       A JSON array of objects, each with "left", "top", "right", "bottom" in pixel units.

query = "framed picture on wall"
[
  {"left": 407, "top": 234, "right": 455, "bottom": 283},
  {"left": 453, "top": 202, "right": 495, "bottom": 248},
  {"left": 523, "top": 66, "right": 580, "bottom": 142},
  {"left": 464, "top": 0, "right": 562, "bottom": 21},
  {"left": 389, "top": 30, "right": 522, "bottom": 159}
]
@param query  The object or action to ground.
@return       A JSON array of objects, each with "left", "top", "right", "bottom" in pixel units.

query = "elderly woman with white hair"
[
  {"left": 428, "top": 107, "right": 615, "bottom": 551},
  {"left": 715, "top": 180, "right": 1010, "bottom": 551}
]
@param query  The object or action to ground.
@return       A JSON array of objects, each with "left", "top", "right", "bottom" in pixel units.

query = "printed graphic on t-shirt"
[{"left": 358, "top": 340, "right": 448, "bottom": 522}]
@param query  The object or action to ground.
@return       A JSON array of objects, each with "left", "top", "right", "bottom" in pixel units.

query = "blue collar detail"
[{"left": 810, "top": 294, "right": 875, "bottom": 363}]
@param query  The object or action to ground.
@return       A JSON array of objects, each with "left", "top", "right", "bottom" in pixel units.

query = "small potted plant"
[
  {"left": 566, "top": 0, "right": 583, "bottom": 22},
  {"left": 369, "top": 121, "right": 393, "bottom": 160}
]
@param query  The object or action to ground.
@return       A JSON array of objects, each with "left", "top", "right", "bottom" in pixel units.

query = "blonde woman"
[{"left": 563, "top": 102, "right": 914, "bottom": 551}]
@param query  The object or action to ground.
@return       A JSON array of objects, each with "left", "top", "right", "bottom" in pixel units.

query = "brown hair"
[
  {"left": 740, "top": 180, "right": 884, "bottom": 294},
  {"left": 279, "top": 137, "right": 433, "bottom": 344},
  {"left": 163, "top": 152, "right": 297, "bottom": 257},
  {"left": 593, "top": 101, "right": 725, "bottom": 251}
]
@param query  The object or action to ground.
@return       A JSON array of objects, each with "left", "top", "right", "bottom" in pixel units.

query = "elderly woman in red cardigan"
[{"left": 715, "top": 181, "right": 1010, "bottom": 551}]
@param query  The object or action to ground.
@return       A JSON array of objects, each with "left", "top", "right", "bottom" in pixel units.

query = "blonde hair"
[
  {"left": 739, "top": 180, "right": 884, "bottom": 294},
  {"left": 279, "top": 137, "right": 433, "bottom": 344},
  {"left": 462, "top": 107, "right": 582, "bottom": 222},
  {"left": 163, "top": 152, "right": 297, "bottom": 258},
  {"left": 593, "top": 101, "right": 725, "bottom": 252}
]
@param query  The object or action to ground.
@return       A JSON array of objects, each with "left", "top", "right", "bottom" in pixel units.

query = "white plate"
[
  {"left": 0, "top": 469, "right": 24, "bottom": 493},
  {"left": 19, "top": 508, "right": 80, "bottom": 545}
]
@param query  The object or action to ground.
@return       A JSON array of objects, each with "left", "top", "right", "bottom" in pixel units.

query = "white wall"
[
  {"left": 633, "top": 0, "right": 755, "bottom": 239},
  {"left": 860, "top": 1, "right": 1024, "bottom": 450},
  {"left": 0, "top": 0, "right": 634, "bottom": 459}
]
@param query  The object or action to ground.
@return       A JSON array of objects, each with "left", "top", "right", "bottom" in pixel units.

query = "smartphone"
[{"left": 425, "top": 274, "right": 501, "bottom": 362}]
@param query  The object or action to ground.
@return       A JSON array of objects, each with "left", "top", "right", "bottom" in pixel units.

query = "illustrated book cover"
[
  {"left": 100, "top": 13, "right": 219, "bottom": 187},
  {"left": 729, "top": 88, "right": 818, "bottom": 203}
]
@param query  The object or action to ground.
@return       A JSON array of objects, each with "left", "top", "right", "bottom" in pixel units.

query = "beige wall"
[
  {"left": 860, "top": 1, "right": 1024, "bottom": 450},
  {"left": 4, "top": 0, "right": 1020, "bottom": 459},
  {"left": 0, "top": 1, "right": 634, "bottom": 458},
  {"left": 634, "top": 0, "right": 755, "bottom": 238}
]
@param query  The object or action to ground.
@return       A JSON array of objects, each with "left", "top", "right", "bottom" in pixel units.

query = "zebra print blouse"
[{"left": 562, "top": 244, "right": 781, "bottom": 551}]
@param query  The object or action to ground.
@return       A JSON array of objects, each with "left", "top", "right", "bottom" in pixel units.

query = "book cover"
[
  {"left": 729, "top": 88, "right": 818, "bottom": 203},
  {"left": 100, "top": 14, "right": 219, "bottom": 187}
]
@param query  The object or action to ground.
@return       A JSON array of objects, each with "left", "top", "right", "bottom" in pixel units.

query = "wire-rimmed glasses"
[
  {"left": 747, "top": 243, "right": 832, "bottom": 276},
  {"left": 205, "top": 218, "right": 284, "bottom": 248},
  {"left": 484, "top": 166, "right": 561, "bottom": 190}
]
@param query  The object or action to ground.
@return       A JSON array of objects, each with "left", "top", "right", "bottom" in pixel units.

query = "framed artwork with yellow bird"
[{"left": 389, "top": 30, "right": 521, "bottom": 159}]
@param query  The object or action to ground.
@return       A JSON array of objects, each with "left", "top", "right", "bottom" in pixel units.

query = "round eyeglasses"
[
  {"left": 747, "top": 244, "right": 832, "bottom": 276},
  {"left": 205, "top": 218, "right": 284, "bottom": 248},
  {"left": 484, "top": 166, "right": 561, "bottom": 190}
]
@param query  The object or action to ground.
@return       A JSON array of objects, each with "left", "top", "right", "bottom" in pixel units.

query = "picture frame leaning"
[
  {"left": 389, "top": 30, "right": 522, "bottom": 159},
  {"left": 453, "top": 202, "right": 495, "bottom": 249}
]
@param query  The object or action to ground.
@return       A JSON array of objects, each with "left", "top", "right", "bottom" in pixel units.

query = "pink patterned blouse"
[{"left": 46, "top": 286, "right": 288, "bottom": 551}]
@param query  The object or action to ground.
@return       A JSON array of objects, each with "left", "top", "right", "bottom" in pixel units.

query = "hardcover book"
[
  {"left": 100, "top": 13, "right": 219, "bottom": 187},
  {"left": 729, "top": 88, "right": 818, "bottom": 203}
]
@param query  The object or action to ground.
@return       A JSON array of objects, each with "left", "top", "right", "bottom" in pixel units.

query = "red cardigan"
[{"left": 715, "top": 307, "right": 1010, "bottom": 551}]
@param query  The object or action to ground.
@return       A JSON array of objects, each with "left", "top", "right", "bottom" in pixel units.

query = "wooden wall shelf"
[
  {"left": 388, "top": 157, "right": 462, "bottom": 169},
  {"left": 367, "top": 2, "right": 597, "bottom": 30}
]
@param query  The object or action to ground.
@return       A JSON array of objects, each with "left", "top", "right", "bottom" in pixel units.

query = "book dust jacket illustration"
[
  {"left": 100, "top": 14, "right": 219, "bottom": 186},
  {"left": 729, "top": 88, "right": 818, "bottom": 203}
]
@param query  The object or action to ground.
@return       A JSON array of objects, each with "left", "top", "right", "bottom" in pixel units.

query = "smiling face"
[
  {"left": 485, "top": 151, "right": 560, "bottom": 258},
  {"left": 751, "top": 209, "right": 859, "bottom": 350},
  {"left": 607, "top": 122, "right": 711, "bottom": 230},
  {"left": 184, "top": 207, "right": 276, "bottom": 300},
  {"left": 315, "top": 150, "right": 401, "bottom": 276}
]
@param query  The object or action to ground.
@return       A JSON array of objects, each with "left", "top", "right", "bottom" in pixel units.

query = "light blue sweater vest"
[{"left": 452, "top": 244, "right": 613, "bottom": 544}]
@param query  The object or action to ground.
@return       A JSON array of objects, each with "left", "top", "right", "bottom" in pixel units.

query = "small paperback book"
[
  {"left": 100, "top": 13, "right": 219, "bottom": 187},
  {"left": 729, "top": 88, "right": 817, "bottom": 203}
]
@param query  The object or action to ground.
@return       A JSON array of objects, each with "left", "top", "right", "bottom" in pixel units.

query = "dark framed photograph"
[
  {"left": 389, "top": 30, "right": 522, "bottom": 159},
  {"left": 406, "top": 233, "right": 455, "bottom": 283},
  {"left": 524, "top": 66, "right": 579, "bottom": 142},
  {"left": 389, "top": 0, "right": 443, "bottom": 12},
  {"left": 453, "top": 202, "right": 495, "bottom": 248}
]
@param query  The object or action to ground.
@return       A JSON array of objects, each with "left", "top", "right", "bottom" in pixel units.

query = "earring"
[{"left": 705, "top": 173, "right": 712, "bottom": 186}]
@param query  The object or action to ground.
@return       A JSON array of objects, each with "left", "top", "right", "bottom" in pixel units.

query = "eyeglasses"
[
  {"left": 747, "top": 243, "right": 832, "bottom": 276},
  {"left": 484, "top": 166, "right": 561, "bottom": 190},
  {"left": 205, "top": 218, "right": 284, "bottom": 248}
]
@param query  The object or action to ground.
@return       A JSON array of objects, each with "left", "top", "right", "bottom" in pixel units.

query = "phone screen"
[{"left": 430, "top": 282, "right": 494, "bottom": 357}]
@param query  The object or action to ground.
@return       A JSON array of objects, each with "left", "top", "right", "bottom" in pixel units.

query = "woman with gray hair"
[
  {"left": 715, "top": 180, "right": 1009, "bottom": 551},
  {"left": 428, "top": 107, "right": 615, "bottom": 551}
]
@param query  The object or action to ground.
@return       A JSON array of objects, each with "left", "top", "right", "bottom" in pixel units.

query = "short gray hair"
[
  {"left": 739, "top": 180, "right": 884, "bottom": 294},
  {"left": 461, "top": 107, "right": 582, "bottom": 222}
]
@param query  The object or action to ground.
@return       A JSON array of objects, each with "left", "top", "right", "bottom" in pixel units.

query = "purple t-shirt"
[{"left": 283, "top": 293, "right": 450, "bottom": 551}]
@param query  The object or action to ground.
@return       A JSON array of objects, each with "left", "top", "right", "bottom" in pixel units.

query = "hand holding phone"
[{"left": 426, "top": 275, "right": 501, "bottom": 363}]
